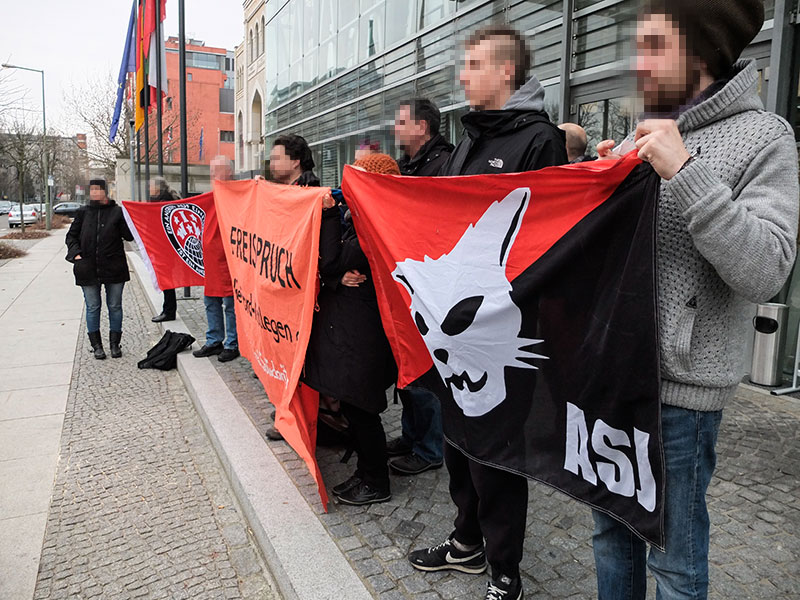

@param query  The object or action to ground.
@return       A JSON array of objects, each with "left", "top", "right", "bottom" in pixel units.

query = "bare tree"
[
  {"left": 0, "top": 114, "right": 41, "bottom": 232},
  {"left": 0, "top": 68, "right": 28, "bottom": 124},
  {"left": 64, "top": 71, "right": 202, "bottom": 181}
]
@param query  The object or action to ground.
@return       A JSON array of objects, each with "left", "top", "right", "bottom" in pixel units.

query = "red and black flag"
[{"left": 342, "top": 153, "right": 665, "bottom": 548}]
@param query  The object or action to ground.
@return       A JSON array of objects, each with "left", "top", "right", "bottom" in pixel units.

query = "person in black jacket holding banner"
[
  {"left": 148, "top": 176, "right": 181, "bottom": 323},
  {"left": 408, "top": 26, "right": 567, "bottom": 600},
  {"left": 65, "top": 179, "right": 134, "bottom": 359},
  {"left": 303, "top": 153, "right": 399, "bottom": 506},
  {"left": 387, "top": 97, "right": 453, "bottom": 476}
]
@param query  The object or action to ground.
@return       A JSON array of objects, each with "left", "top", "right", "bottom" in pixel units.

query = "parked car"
[
  {"left": 53, "top": 202, "right": 82, "bottom": 218},
  {"left": 8, "top": 204, "right": 42, "bottom": 227},
  {"left": 0, "top": 201, "right": 12, "bottom": 215}
]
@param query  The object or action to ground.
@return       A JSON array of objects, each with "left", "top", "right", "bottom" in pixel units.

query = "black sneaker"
[
  {"left": 265, "top": 426, "right": 284, "bottom": 441},
  {"left": 389, "top": 453, "right": 443, "bottom": 475},
  {"left": 386, "top": 436, "right": 413, "bottom": 457},
  {"left": 408, "top": 535, "right": 487, "bottom": 574},
  {"left": 151, "top": 312, "right": 175, "bottom": 323},
  {"left": 485, "top": 575, "right": 522, "bottom": 600},
  {"left": 218, "top": 347, "right": 240, "bottom": 362},
  {"left": 193, "top": 342, "right": 223, "bottom": 357},
  {"left": 336, "top": 481, "right": 391, "bottom": 506},
  {"left": 331, "top": 473, "right": 362, "bottom": 496}
]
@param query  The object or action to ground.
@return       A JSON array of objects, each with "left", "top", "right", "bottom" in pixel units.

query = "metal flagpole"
[
  {"left": 179, "top": 0, "right": 191, "bottom": 298},
  {"left": 155, "top": 0, "right": 164, "bottom": 175},
  {"left": 144, "top": 99, "right": 151, "bottom": 190},
  {"left": 136, "top": 130, "right": 142, "bottom": 201},
  {"left": 129, "top": 119, "right": 136, "bottom": 202}
]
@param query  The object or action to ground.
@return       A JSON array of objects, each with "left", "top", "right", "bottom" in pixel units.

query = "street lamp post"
[{"left": 1, "top": 63, "right": 50, "bottom": 230}]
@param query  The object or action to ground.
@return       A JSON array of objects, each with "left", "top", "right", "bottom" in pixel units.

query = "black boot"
[
  {"left": 109, "top": 331, "right": 122, "bottom": 358},
  {"left": 88, "top": 331, "right": 106, "bottom": 360}
]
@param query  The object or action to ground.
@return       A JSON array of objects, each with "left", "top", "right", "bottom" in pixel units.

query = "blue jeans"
[
  {"left": 204, "top": 295, "right": 237, "bottom": 349},
  {"left": 398, "top": 386, "right": 443, "bottom": 463},
  {"left": 82, "top": 283, "right": 125, "bottom": 333},
  {"left": 592, "top": 404, "right": 723, "bottom": 600}
]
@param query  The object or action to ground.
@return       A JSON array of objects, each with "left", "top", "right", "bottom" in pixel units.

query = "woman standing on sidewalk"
[{"left": 65, "top": 179, "right": 134, "bottom": 359}]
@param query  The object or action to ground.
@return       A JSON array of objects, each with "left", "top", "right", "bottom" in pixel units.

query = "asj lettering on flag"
[{"left": 342, "top": 153, "right": 666, "bottom": 548}]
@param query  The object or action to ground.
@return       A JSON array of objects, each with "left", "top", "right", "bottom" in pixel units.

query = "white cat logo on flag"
[
  {"left": 392, "top": 188, "right": 547, "bottom": 417},
  {"left": 162, "top": 203, "right": 206, "bottom": 276}
]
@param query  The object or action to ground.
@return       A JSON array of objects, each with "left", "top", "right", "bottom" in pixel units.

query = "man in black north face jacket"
[{"left": 408, "top": 25, "right": 568, "bottom": 600}]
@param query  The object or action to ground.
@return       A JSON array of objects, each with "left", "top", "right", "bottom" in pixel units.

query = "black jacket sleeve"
[
  {"left": 65, "top": 209, "right": 85, "bottom": 262},
  {"left": 119, "top": 210, "right": 134, "bottom": 242},
  {"left": 318, "top": 207, "right": 343, "bottom": 288}
]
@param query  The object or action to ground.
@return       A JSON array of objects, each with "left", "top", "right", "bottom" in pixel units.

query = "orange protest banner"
[{"left": 213, "top": 179, "right": 329, "bottom": 508}]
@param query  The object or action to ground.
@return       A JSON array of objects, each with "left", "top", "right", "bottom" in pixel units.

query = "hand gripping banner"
[
  {"left": 122, "top": 192, "right": 233, "bottom": 297},
  {"left": 342, "top": 153, "right": 666, "bottom": 548},
  {"left": 213, "top": 180, "right": 329, "bottom": 508}
]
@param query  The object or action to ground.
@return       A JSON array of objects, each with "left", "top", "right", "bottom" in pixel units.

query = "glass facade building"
[{"left": 263, "top": 0, "right": 796, "bottom": 187}]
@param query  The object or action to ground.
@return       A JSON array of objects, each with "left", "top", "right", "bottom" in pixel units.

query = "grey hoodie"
[
  {"left": 502, "top": 76, "right": 546, "bottom": 112},
  {"left": 656, "top": 59, "right": 799, "bottom": 411}
]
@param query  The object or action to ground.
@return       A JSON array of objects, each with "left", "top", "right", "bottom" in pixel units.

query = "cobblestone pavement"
[
  {"left": 33, "top": 278, "right": 277, "bottom": 600},
  {"left": 178, "top": 288, "right": 800, "bottom": 599}
]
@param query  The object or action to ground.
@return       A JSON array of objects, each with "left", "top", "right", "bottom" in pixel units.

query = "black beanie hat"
[
  {"left": 644, "top": 0, "right": 765, "bottom": 78},
  {"left": 89, "top": 178, "right": 106, "bottom": 190}
]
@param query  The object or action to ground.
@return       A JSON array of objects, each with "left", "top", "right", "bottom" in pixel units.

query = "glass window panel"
[
  {"left": 290, "top": 1, "right": 303, "bottom": 64},
  {"left": 415, "top": 65, "right": 455, "bottom": 108},
  {"left": 417, "top": 24, "right": 455, "bottom": 71},
  {"left": 361, "top": 0, "right": 383, "bottom": 10},
  {"left": 764, "top": 0, "right": 775, "bottom": 20},
  {"left": 303, "top": 0, "right": 320, "bottom": 54},
  {"left": 507, "top": 0, "right": 562, "bottom": 31},
  {"left": 357, "top": 93, "right": 384, "bottom": 129},
  {"left": 420, "top": 0, "right": 455, "bottom": 28},
  {"left": 359, "top": 5, "right": 386, "bottom": 61},
  {"left": 319, "top": 111, "right": 338, "bottom": 139},
  {"left": 319, "top": 38, "right": 338, "bottom": 81},
  {"left": 337, "top": 70, "right": 360, "bottom": 103},
  {"left": 358, "top": 60, "right": 384, "bottom": 95},
  {"left": 303, "top": 50, "right": 318, "bottom": 89},
  {"left": 578, "top": 100, "right": 604, "bottom": 152},
  {"left": 543, "top": 83, "right": 560, "bottom": 124},
  {"left": 337, "top": 105, "right": 359, "bottom": 134},
  {"left": 572, "top": 3, "right": 634, "bottom": 71},
  {"left": 319, "top": 79, "right": 338, "bottom": 109},
  {"left": 339, "top": 0, "right": 358, "bottom": 25},
  {"left": 277, "top": 7, "right": 291, "bottom": 70},
  {"left": 384, "top": 44, "right": 416, "bottom": 84},
  {"left": 320, "top": 0, "right": 337, "bottom": 40},
  {"left": 386, "top": 0, "right": 417, "bottom": 46},
  {"left": 531, "top": 26, "right": 562, "bottom": 81},
  {"left": 338, "top": 21, "right": 359, "bottom": 70}
]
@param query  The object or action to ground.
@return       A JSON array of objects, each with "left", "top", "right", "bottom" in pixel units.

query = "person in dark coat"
[
  {"left": 395, "top": 98, "right": 454, "bottom": 177},
  {"left": 388, "top": 97, "right": 453, "bottom": 477},
  {"left": 148, "top": 176, "right": 181, "bottom": 323},
  {"left": 303, "top": 153, "right": 400, "bottom": 506},
  {"left": 65, "top": 179, "right": 134, "bottom": 359},
  {"left": 408, "top": 26, "right": 568, "bottom": 600}
]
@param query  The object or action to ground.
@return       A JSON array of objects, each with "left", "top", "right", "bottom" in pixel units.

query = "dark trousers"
[
  {"left": 446, "top": 442, "right": 528, "bottom": 579},
  {"left": 162, "top": 289, "right": 177, "bottom": 317},
  {"left": 341, "top": 401, "right": 389, "bottom": 493}
]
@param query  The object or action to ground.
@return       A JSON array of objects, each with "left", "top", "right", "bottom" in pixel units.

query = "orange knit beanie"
[{"left": 353, "top": 153, "right": 401, "bottom": 175}]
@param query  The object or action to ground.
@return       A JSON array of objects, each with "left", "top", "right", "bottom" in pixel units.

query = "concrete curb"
[{"left": 128, "top": 251, "right": 374, "bottom": 600}]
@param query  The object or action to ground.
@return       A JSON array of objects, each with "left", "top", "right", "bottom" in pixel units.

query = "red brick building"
[{"left": 161, "top": 37, "right": 235, "bottom": 166}]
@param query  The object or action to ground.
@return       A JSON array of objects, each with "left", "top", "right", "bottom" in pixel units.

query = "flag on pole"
[
  {"left": 110, "top": 0, "right": 137, "bottom": 143},
  {"left": 134, "top": 0, "right": 168, "bottom": 132}
]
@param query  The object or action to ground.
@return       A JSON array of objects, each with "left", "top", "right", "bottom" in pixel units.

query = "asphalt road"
[{"left": 0, "top": 214, "right": 9, "bottom": 234}]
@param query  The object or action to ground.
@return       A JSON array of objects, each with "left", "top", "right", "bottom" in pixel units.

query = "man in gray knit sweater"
[{"left": 592, "top": 1, "right": 799, "bottom": 598}]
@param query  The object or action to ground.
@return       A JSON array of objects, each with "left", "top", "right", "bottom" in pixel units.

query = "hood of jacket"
[
  {"left": 461, "top": 76, "right": 551, "bottom": 140},
  {"left": 676, "top": 59, "right": 764, "bottom": 134}
]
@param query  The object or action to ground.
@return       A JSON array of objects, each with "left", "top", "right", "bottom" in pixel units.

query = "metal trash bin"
[{"left": 750, "top": 303, "right": 789, "bottom": 386}]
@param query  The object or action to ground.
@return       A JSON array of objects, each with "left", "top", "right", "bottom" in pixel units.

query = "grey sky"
[{"left": 0, "top": 0, "right": 244, "bottom": 132}]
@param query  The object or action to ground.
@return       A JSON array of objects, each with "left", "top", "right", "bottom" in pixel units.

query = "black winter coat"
[
  {"left": 303, "top": 207, "right": 397, "bottom": 414},
  {"left": 65, "top": 200, "right": 134, "bottom": 286},
  {"left": 397, "top": 134, "right": 454, "bottom": 177},
  {"left": 440, "top": 109, "right": 568, "bottom": 176}
]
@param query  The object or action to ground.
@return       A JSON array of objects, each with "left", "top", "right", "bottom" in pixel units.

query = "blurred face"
[
  {"left": 459, "top": 38, "right": 514, "bottom": 110},
  {"left": 635, "top": 13, "right": 705, "bottom": 113},
  {"left": 149, "top": 180, "right": 158, "bottom": 197},
  {"left": 89, "top": 185, "right": 107, "bottom": 202},
  {"left": 210, "top": 162, "right": 232, "bottom": 181},
  {"left": 393, "top": 105, "right": 428, "bottom": 151},
  {"left": 269, "top": 144, "right": 300, "bottom": 184}
]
